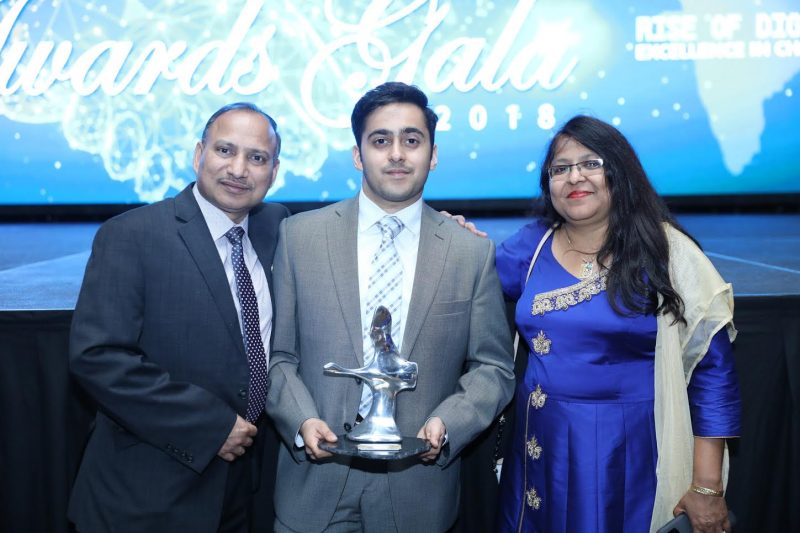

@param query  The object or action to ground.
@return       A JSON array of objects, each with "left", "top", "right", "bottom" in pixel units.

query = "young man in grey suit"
[
  {"left": 68, "top": 103, "right": 289, "bottom": 532},
  {"left": 266, "top": 82, "right": 515, "bottom": 532}
]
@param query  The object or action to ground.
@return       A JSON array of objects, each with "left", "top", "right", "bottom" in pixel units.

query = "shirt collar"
[
  {"left": 192, "top": 183, "right": 249, "bottom": 241},
  {"left": 357, "top": 189, "right": 422, "bottom": 237}
]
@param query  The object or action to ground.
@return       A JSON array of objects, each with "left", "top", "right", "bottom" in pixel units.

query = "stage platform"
[
  {"left": 1, "top": 213, "right": 799, "bottom": 533},
  {"left": 1, "top": 214, "right": 799, "bottom": 310}
]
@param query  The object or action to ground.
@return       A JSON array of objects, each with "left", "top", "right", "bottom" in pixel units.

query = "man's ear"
[
  {"left": 352, "top": 145, "right": 363, "bottom": 171},
  {"left": 429, "top": 144, "right": 438, "bottom": 171},
  {"left": 192, "top": 142, "right": 204, "bottom": 175},
  {"left": 268, "top": 159, "right": 280, "bottom": 189}
]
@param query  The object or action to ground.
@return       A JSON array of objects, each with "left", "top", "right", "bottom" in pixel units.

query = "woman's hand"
[
  {"left": 678, "top": 436, "right": 730, "bottom": 531},
  {"left": 439, "top": 210, "right": 488, "bottom": 237},
  {"left": 673, "top": 489, "right": 731, "bottom": 533}
]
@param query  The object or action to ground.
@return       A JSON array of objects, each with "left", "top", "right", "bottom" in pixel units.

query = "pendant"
[{"left": 579, "top": 259, "right": 594, "bottom": 279}]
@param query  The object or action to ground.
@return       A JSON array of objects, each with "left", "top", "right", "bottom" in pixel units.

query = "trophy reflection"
[{"left": 323, "top": 306, "right": 427, "bottom": 456}]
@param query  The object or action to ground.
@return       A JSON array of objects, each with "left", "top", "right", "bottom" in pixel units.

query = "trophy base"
[{"left": 320, "top": 436, "right": 431, "bottom": 460}]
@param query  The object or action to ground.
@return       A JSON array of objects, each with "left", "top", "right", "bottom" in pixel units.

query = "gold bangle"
[{"left": 690, "top": 484, "right": 724, "bottom": 497}]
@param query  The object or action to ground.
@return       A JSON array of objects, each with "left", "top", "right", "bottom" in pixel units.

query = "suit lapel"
[
  {"left": 403, "top": 205, "right": 450, "bottom": 358},
  {"left": 327, "top": 197, "right": 365, "bottom": 364},
  {"left": 174, "top": 186, "right": 245, "bottom": 357},
  {"left": 247, "top": 204, "right": 277, "bottom": 301}
]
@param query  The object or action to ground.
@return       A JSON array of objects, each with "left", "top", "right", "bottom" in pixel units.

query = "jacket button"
[
  {"left": 343, "top": 423, "right": 352, "bottom": 432},
  {"left": 238, "top": 388, "right": 247, "bottom": 399}
]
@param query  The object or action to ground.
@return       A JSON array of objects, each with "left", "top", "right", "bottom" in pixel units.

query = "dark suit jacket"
[{"left": 68, "top": 184, "right": 289, "bottom": 532}]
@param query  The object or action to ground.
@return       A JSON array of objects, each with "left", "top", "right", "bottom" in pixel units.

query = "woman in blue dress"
[{"left": 495, "top": 116, "right": 741, "bottom": 533}]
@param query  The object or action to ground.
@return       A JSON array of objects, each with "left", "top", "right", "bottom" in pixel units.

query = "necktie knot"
[
  {"left": 225, "top": 226, "right": 245, "bottom": 245},
  {"left": 378, "top": 216, "right": 403, "bottom": 242}
]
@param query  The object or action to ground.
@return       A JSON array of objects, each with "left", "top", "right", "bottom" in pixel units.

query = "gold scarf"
[{"left": 650, "top": 224, "right": 736, "bottom": 531}]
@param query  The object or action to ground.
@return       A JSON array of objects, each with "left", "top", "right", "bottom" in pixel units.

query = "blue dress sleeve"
[
  {"left": 495, "top": 222, "right": 547, "bottom": 301},
  {"left": 687, "top": 328, "right": 742, "bottom": 437}
]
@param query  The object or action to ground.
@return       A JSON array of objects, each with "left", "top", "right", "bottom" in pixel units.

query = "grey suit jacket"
[
  {"left": 68, "top": 185, "right": 289, "bottom": 532},
  {"left": 266, "top": 196, "right": 514, "bottom": 532}
]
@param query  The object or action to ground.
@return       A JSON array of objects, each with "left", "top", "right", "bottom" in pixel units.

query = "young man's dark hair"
[{"left": 350, "top": 82, "right": 439, "bottom": 149}]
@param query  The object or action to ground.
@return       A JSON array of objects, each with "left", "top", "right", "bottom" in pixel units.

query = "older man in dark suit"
[{"left": 68, "top": 102, "right": 288, "bottom": 532}]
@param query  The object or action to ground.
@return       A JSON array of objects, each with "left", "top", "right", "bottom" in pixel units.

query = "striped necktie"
[{"left": 359, "top": 216, "right": 404, "bottom": 417}]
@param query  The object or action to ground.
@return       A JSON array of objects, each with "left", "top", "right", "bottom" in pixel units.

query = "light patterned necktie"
[
  {"left": 225, "top": 226, "right": 269, "bottom": 423},
  {"left": 359, "top": 216, "right": 404, "bottom": 417}
]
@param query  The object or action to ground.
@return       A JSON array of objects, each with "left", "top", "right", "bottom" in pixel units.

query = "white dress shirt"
[
  {"left": 357, "top": 190, "right": 422, "bottom": 352},
  {"left": 192, "top": 184, "right": 272, "bottom": 366},
  {"left": 294, "top": 191, "right": 422, "bottom": 448},
  {"left": 357, "top": 192, "right": 446, "bottom": 442}
]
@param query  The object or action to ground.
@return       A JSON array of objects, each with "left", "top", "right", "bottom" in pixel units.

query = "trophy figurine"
[{"left": 321, "top": 306, "right": 430, "bottom": 459}]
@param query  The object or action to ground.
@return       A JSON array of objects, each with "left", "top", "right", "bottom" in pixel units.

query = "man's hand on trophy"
[
  {"left": 300, "top": 418, "right": 338, "bottom": 460},
  {"left": 417, "top": 417, "right": 447, "bottom": 462}
]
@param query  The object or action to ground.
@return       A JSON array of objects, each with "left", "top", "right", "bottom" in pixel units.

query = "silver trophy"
[{"left": 321, "top": 306, "right": 430, "bottom": 459}]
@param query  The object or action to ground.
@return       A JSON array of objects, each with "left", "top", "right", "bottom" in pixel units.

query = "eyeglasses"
[{"left": 548, "top": 158, "right": 604, "bottom": 181}]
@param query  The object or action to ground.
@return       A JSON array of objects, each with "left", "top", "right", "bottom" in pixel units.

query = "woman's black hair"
[{"left": 538, "top": 115, "right": 694, "bottom": 322}]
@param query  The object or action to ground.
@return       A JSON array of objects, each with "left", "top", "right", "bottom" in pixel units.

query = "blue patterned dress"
[{"left": 495, "top": 222, "right": 741, "bottom": 533}]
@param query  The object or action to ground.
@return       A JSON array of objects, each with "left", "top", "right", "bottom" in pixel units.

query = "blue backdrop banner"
[{"left": 1, "top": 0, "right": 798, "bottom": 204}]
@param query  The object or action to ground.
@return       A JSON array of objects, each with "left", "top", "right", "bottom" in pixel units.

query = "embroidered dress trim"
[
  {"left": 530, "top": 384, "right": 547, "bottom": 410},
  {"left": 531, "top": 272, "right": 607, "bottom": 316},
  {"left": 527, "top": 435, "right": 542, "bottom": 460},
  {"left": 519, "top": 385, "right": 545, "bottom": 531},
  {"left": 532, "top": 330, "right": 551, "bottom": 355},
  {"left": 526, "top": 487, "right": 542, "bottom": 510}
]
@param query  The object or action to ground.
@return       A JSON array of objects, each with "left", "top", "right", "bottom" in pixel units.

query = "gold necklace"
[{"left": 562, "top": 226, "right": 596, "bottom": 279}]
